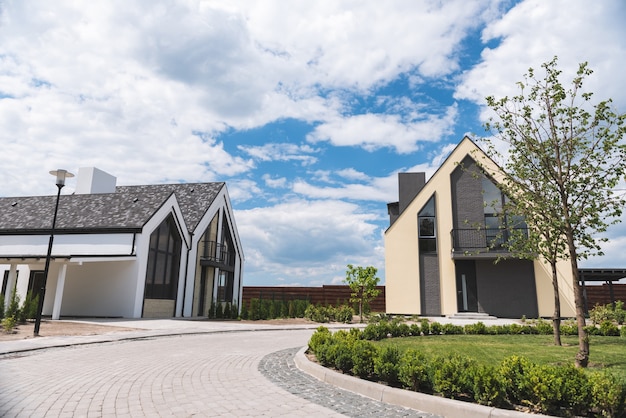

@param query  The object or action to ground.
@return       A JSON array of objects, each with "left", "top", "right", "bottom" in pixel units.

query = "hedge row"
[
  {"left": 239, "top": 298, "right": 311, "bottom": 320},
  {"left": 360, "top": 318, "right": 626, "bottom": 339},
  {"left": 308, "top": 326, "right": 626, "bottom": 417},
  {"left": 304, "top": 304, "right": 354, "bottom": 323}
]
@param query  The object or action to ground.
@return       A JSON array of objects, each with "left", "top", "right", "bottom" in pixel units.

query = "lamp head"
[{"left": 49, "top": 169, "right": 75, "bottom": 187}]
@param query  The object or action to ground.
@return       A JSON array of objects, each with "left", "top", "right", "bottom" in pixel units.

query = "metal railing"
[
  {"left": 201, "top": 240, "right": 235, "bottom": 267},
  {"left": 451, "top": 228, "right": 528, "bottom": 252}
]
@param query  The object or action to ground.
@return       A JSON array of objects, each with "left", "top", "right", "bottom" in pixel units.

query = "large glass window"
[
  {"left": 418, "top": 195, "right": 437, "bottom": 253},
  {"left": 144, "top": 215, "right": 182, "bottom": 300},
  {"left": 482, "top": 177, "right": 527, "bottom": 248}
]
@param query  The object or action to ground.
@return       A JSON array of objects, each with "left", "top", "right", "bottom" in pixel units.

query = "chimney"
[
  {"left": 398, "top": 172, "right": 425, "bottom": 214},
  {"left": 75, "top": 167, "right": 117, "bottom": 194}
]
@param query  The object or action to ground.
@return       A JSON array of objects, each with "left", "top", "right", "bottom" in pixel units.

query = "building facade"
[
  {"left": 385, "top": 137, "right": 577, "bottom": 318},
  {"left": 1, "top": 167, "right": 244, "bottom": 319}
]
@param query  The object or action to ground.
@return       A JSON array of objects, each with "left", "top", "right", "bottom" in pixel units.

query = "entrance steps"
[{"left": 447, "top": 312, "right": 498, "bottom": 321}]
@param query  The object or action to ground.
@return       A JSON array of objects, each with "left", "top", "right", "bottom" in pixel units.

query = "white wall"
[{"left": 50, "top": 260, "right": 138, "bottom": 318}]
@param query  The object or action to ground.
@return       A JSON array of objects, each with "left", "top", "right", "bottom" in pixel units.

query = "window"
[
  {"left": 418, "top": 195, "right": 437, "bottom": 253},
  {"left": 144, "top": 215, "right": 182, "bottom": 300},
  {"left": 482, "top": 177, "right": 528, "bottom": 248},
  {"left": 216, "top": 270, "right": 234, "bottom": 302}
]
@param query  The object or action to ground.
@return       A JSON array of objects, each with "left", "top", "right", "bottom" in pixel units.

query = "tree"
[
  {"left": 344, "top": 264, "right": 381, "bottom": 323},
  {"left": 480, "top": 56, "right": 626, "bottom": 367}
]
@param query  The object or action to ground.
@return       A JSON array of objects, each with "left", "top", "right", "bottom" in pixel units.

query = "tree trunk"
[
  {"left": 550, "top": 260, "right": 562, "bottom": 346},
  {"left": 566, "top": 231, "right": 589, "bottom": 367}
]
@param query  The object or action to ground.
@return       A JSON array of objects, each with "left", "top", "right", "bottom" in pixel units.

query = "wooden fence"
[
  {"left": 584, "top": 283, "right": 626, "bottom": 308},
  {"left": 242, "top": 285, "right": 386, "bottom": 312}
]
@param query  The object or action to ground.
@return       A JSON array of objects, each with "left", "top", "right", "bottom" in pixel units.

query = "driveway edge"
[{"left": 294, "top": 346, "right": 552, "bottom": 418}]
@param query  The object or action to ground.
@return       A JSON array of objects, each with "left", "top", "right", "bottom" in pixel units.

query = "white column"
[
  {"left": 51, "top": 264, "right": 67, "bottom": 320},
  {"left": 4, "top": 264, "right": 18, "bottom": 311}
]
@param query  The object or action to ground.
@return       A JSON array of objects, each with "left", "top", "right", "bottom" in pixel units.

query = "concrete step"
[{"left": 447, "top": 312, "right": 499, "bottom": 321}]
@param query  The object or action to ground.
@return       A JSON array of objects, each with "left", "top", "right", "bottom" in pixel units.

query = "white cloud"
[
  {"left": 235, "top": 199, "right": 383, "bottom": 285},
  {"left": 238, "top": 143, "right": 319, "bottom": 166},
  {"left": 307, "top": 105, "right": 458, "bottom": 153},
  {"left": 455, "top": 0, "right": 626, "bottom": 111}
]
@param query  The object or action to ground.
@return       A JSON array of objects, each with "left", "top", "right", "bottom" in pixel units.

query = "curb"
[{"left": 294, "top": 347, "right": 553, "bottom": 418}]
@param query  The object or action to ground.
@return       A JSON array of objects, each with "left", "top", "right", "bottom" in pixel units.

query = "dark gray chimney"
[{"left": 398, "top": 172, "right": 426, "bottom": 214}]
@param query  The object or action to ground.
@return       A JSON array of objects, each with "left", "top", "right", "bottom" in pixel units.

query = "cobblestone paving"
[
  {"left": 0, "top": 329, "right": 439, "bottom": 417},
  {"left": 259, "top": 347, "right": 440, "bottom": 417}
]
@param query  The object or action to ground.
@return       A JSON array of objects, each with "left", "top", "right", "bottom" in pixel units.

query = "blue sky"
[{"left": 1, "top": 0, "right": 625, "bottom": 286}]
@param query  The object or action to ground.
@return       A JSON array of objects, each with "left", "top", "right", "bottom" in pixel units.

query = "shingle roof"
[{"left": 0, "top": 182, "right": 224, "bottom": 234}]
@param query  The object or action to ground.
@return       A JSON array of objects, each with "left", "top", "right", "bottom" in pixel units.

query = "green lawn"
[{"left": 375, "top": 335, "right": 626, "bottom": 379}]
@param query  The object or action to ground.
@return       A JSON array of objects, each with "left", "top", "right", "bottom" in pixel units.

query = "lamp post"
[{"left": 33, "top": 169, "right": 74, "bottom": 337}]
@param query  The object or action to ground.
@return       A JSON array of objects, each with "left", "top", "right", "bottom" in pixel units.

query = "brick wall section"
[
  {"left": 242, "top": 285, "right": 386, "bottom": 312},
  {"left": 584, "top": 284, "right": 626, "bottom": 307}
]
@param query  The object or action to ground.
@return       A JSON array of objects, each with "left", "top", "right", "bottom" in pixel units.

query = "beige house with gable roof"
[{"left": 385, "top": 137, "right": 577, "bottom": 318}]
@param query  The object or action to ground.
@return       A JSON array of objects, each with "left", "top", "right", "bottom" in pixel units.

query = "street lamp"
[{"left": 33, "top": 169, "right": 74, "bottom": 336}]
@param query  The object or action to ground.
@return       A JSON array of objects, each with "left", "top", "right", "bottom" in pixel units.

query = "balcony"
[
  {"left": 200, "top": 240, "right": 236, "bottom": 271},
  {"left": 450, "top": 228, "right": 528, "bottom": 259}
]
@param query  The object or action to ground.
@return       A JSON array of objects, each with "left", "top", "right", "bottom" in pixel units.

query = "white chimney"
[{"left": 75, "top": 167, "right": 117, "bottom": 194}]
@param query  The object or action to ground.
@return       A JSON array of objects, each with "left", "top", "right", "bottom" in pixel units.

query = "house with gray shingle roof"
[{"left": 1, "top": 167, "right": 244, "bottom": 319}]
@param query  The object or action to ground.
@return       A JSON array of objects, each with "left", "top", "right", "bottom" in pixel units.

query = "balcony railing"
[
  {"left": 200, "top": 240, "right": 235, "bottom": 270},
  {"left": 451, "top": 228, "right": 528, "bottom": 254}
]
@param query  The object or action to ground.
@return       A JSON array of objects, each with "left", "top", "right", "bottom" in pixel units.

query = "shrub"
[
  {"left": 2, "top": 316, "right": 17, "bottom": 333},
  {"left": 600, "top": 320, "right": 620, "bottom": 337},
  {"left": 362, "top": 321, "right": 390, "bottom": 340},
  {"left": 5, "top": 290, "right": 21, "bottom": 320},
  {"left": 335, "top": 305, "right": 354, "bottom": 323},
  {"left": 374, "top": 346, "right": 401, "bottom": 386},
  {"left": 589, "top": 371, "right": 626, "bottom": 418},
  {"left": 399, "top": 349, "right": 432, "bottom": 393},
  {"left": 431, "top": 354, "right": 476, "bottom": 398},
  {"left": 560, "top": 320, "right": 579, "bottom": 335},
  {"left": 331, "top": 331, "right": 356, "bottom": 373},
  {"left": 308, "top": 326, "right": 332, "bottom": 353},
  {"left": 590, "top": 301, "right": 626, "bottom": 326},
  {"left": 621, "top": 325, "right": 626, "bottom": 338},
  {"left": 471, "top": 365, "right": 507, "bottom": 408},
  {"left": 442, "top": 323, "right": 464, "bottom": 335},
  {"left": 520, "top": 364, "right": 592, "bottom": 416},
  {"left": 420, "top": 319, "right": 430, "bottom": 335},
  {"left": 533, "top": 319, "right": 554, "bottom": 335},
  {"left": 351, "top": 340, "right": 378, "bottom": 378},
  {"left": 498, "top": 356, "right": 533, "bottom": 405},
  {"left": 464, "top": 321, "right": 488, "bottom": 335},
  {"left": 409, "top": 323, "right": 422, "bottom": 336},
  {"left": 304, "top": 304, "right": 329, "bottom": 323},
  {"left": 20, "top": 292, "right": 39, "bottom": 321},
  {"left": 240, "top": 301, "right": 249, "bottom": 319},
  {"left": 429, "top": 322, "right": 443, "bottom": 335},
  {"left": 0, "top": 293, "right": 4, "bottom": 319}
]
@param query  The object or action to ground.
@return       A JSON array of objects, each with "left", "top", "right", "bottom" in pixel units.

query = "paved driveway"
[{"left": 0, "top": 327, "right": 434, "bottom": 417}]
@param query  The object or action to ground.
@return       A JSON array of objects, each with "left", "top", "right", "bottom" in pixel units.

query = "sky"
[{"left": 1, "top": 0, "right": 625, "bottom": 286}]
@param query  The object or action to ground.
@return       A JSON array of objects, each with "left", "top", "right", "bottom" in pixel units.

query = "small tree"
[
  {"left": 481, "top": 56, "right": 626, "bottom": 367},
  {"left": 344, "top": 264, "right": 381, "bottom": 323}
]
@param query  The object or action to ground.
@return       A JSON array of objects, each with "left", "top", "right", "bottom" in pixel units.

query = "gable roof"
[{"left": 0, "top": 182, "right": 224, "bottom": 234}]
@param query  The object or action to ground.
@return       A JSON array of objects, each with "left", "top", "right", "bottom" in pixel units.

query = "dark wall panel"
[{"left": 475, "top": 259, "right": 538, "bottom": 318}]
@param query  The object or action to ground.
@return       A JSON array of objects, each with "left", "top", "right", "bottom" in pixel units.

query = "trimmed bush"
[
  {"left": 600, "top": 320, "right": 620, "bottom": 337},
  {"left": 464, "top": 321, "right": 488, "bottom": 335},
  {"left": 429, "top": 322, "right": 443, "bottom": 335},
  {"left": 442, "top": 323, "right": 464, "bottom": 335},
  {"left": 399, "top": 349, "right": 432, "bottom": 393},
  {"left": 589, "top": 371, "right": 626, "bottom": 418},
  {"left": 471, "top": 365, "right": 507, "bottom": 408},
  {"left": 374, "top": 346, "right": 401, "bottom": 386},
  {"left": 498, "top": 355, "right": 534, "bottom": 405},
  {"left": 351, "top": 340, "right": 378, "bottom": 379},
  {"left": 409, "top": 323, "right": 422, "bottom": 336},
  {"left": 431, "top": 354, "right": 476, "bottom": 399}
]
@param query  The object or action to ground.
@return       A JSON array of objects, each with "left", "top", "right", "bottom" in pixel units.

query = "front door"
[
  {"left": 28, "top": 271, "right": 46, "bottom": 300},
  {"left": 455, "top": 261, "right": 478, "bottom": 312}
]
